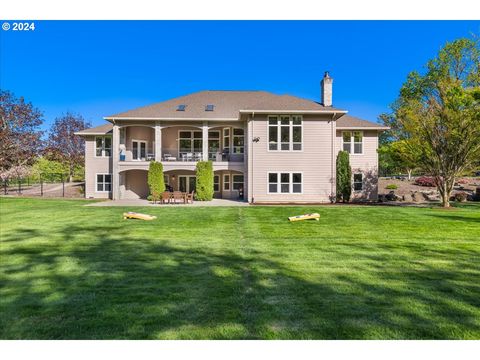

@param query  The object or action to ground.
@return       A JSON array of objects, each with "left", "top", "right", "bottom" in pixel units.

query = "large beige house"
[{"left": 76, "top": 73, "right": 388, "bottom": 203}]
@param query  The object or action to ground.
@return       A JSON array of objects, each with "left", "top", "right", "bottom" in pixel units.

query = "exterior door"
[
  {"left": 208, "top": 131, "right": 220, "bottom": 160},
  {"left": 178, "top": 176, "right": 196, "bottom": 192},
  {"left": 132, "top": 140, "right": 147, "bottom": 160}
]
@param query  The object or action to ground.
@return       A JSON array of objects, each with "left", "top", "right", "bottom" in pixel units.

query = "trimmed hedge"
[
  {"left": 195, "top": 161, "right": 214, "bottom": 201},
  {"left": 147, "top": 161, "right": 165, "bottom": 202},
  {"left": 336, "top": 151, "right": 352, "bottom": 202}
]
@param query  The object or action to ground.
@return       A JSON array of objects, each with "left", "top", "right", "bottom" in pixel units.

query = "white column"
[
  {"left": 112, "top": 124, "right": 120, "bottom": 200},
  {"left": 155, "top": 122, "right": 162, "bottom": 162},
  {"left": 247, "top": 118, "right": 253, "bottom": 203},
  {"left": 202, "top": 121, "right": 209, "bottom": 161},
  {"left": 243, "top": 119, "right": 248, "bottom": 201}
]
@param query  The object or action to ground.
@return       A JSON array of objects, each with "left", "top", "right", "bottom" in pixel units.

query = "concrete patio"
[{"left": 86, "top": 198, "right": 249, "bottom": 207}]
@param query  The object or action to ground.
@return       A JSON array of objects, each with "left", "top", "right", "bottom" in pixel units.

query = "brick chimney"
[{"left": 321, "top": 71, "right": 333, "bottom": 107}]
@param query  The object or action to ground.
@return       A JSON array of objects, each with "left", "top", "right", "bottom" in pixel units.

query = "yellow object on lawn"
[
  {"left": 288, "top": 213, "right": 320, "bottom": 222},
  {"left": 123, "top": 212, "right": 157, "bottom": 221}
]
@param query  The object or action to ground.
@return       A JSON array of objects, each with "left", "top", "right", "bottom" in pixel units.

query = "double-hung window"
[
  {"left": 342, "top": 131, "right": 363, "bottom": 154},
  {"left": 95, "top": 136, "right": 112, "bottom": 157},
  {"left": 268, "top": 115, "right": 302, "bottom": 151},
  {"left": 223, "top": 174, "right": 230, "bottom": 191},
  {"left": 223, "top": 128, "right": 230, "bottom": 153},
  {"left": 353, "top": 173, "right": 363, "bottom": 191},
  {"left": 96, "top": 174, "right": 112, "bottom": 192},
  {"left": 268, "top": 172, "right": 302, "bottom": 194},
  {"left": 213, "top": 175, "right": 220, "bottom": 192}
]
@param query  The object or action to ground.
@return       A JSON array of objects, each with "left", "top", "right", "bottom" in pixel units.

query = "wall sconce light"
[
  {"left": 172, "top": 175, "right": 176, "bottom": 181},
  {"left": 252, "top": 137, "right": 260, "bottom": 143}
]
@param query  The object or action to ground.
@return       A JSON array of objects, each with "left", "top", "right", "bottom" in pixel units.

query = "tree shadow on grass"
[
  {"left": 426, "top": 214, "right": 480, "bottom": 224},
  {"left": 1, "top": 224, "right": 479, "bottom": 339}
]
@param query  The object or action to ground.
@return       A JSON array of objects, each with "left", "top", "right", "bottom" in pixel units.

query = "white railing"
[{"left": 118, "top": 146, "right": 244, "bottom": 163}]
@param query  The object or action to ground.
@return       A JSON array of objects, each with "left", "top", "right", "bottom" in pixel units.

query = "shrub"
[
  {"left": 336, "top": 151, "right": 352, "bottom": 202},
  {"left": 195, "top": 161, "right": 214, "bottom": 201},
  {"left": 415, "top": 176, "right": 436, "bottom": 187},
  {"left": 385, "top": 184, "right": 398, "bottom": 190},
  {"left": 454, "top": 192, "right": 468, "bottom": 202},
  {"left": 147, "top": 161, "right": 165, "bottom": 202}
]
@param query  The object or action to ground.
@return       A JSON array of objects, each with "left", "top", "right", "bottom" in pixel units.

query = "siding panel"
[{"left": 250, "top": 114, "right": 335, "bottom": 203}]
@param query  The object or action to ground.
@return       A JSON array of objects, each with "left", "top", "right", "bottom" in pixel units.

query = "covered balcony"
[{"left": 117, "top": 124, "right": 245, "bottom": 164}]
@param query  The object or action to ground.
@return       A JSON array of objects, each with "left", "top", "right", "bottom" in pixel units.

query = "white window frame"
[
  {"left": 178, "top": 130, "right": 203, "bottom": 157},
  {"left": 267, "top": 172, "right": 303, "bottom": 194},
  {"left": 208, "top": 130, "right": 221, "bottom": 160},
  {"left": 342, "top": 131, "right": 363, "bottom": 155},
  {"left": 232, "top": 128, "right": 245, "bottom": 154},
  {"left": 223, "top": 128, "right": 230, "bottom": 153},
  {"left": 353, "top": 173, "right": 363, "bottom": 191},
  {"left": 131, "top": 139, "right": 148, "bottom": 161},
  {"left": 213, "top": 175, "right": 220, "bottom": 192},
  {"left": 95, "top": 136, "right": 112, "bottom": 158},
  {"left": 95, "top": 173, "right": 112, "bottom": 193},
  {"left": 267, "top": 115, "right": 303, "bottom": 152},
  {"left": 178, "top": 175, "right": 196, "bottom": 193},
  {"left": 232, "top": 174, "right": 244, "bottom": 191},
  {"left": 223, "top": 174, "right": 231, "bottom": 191}
]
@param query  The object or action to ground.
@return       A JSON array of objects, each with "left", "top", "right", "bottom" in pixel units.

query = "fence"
[{"left": 2, "top": 173, "right": 84, "bottom": 198}]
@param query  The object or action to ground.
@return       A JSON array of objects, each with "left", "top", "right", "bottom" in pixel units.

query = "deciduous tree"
[
  {"left": 46, "top": 112, "right": 91, "bottom": 182},
  {"left": 385, "top": 38, "right": 480, "bottom": 207},
  {"left": 0, "top": 90, "right": 43, "bottom": 172},
  {"left": 378, "top": 140, "right": 421, "bottom": 180}
]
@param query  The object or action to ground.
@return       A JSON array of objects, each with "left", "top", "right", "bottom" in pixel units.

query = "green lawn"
[{"left": 0, "top": 197, "right": 479, "bottom": 339}]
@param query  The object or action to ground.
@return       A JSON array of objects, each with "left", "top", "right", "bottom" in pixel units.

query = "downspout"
[
  {"left": 251, "top": 111, "right": 254, "bottom": 204},
  {"left": 331, "top": 112, "right": 336, "bottom": 201}
]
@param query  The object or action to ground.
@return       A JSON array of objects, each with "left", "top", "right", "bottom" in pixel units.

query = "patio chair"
[
  {"left": 186, "top": 191, "right": 195, "bottom": 204},
  {"left": 186, "top": 152, "right": 193, "bottom": 162},
  {"left": 163, "top": 153, "right": 172, "bottom": 161},
  {"left": 161, "top": 191, "right": 171, "bottom": 204},
  {"left": 172, "top": 191, "right": 184, "bottom": 204},
  {"left": 194, "top": 152, "right": 202, "bottom": 161}
]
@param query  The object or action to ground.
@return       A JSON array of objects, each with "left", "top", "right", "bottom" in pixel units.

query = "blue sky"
[{"left": 1, "top": 20, "right": 479, "bottom": 130}]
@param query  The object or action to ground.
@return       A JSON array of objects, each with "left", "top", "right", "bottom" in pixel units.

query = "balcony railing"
[
  {"left": 120, "top": 147, "right": 155, "bottom": 162},
  {"left": 161, "top": 148, "right": 244, "bottom": 162},
  {"left": 118, "top": 147, "right": 244, "bottom": 163}
]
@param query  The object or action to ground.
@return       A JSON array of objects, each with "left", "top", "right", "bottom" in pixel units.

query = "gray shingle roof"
[
  {"left": 336, "top": 115, "right": 389, "bottom": 130},
  {"left": 74, "top": 123, "right": 113, "bottom": 135},
  {"left": 105, "top": 90, "right": 346, "bottom": 120},
  {"left": 76, "top": 91, "right": 388, "bottom": 134}
]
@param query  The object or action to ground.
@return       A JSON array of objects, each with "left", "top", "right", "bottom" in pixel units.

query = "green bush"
[
  {"left": 195, "top": 161, "right": 214, "bottom": 201},
  {"left": 336, "top": 151, "right": 352, "bottom": 202},
  {"left": 386, "top": 184, "right": 398, "bottom": 190},
  {"left": 147, "top": 161, "right": 165, "bottom": 202},
  {"left": 31, "top": 157, "right": 68, "bottom": 182}
]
